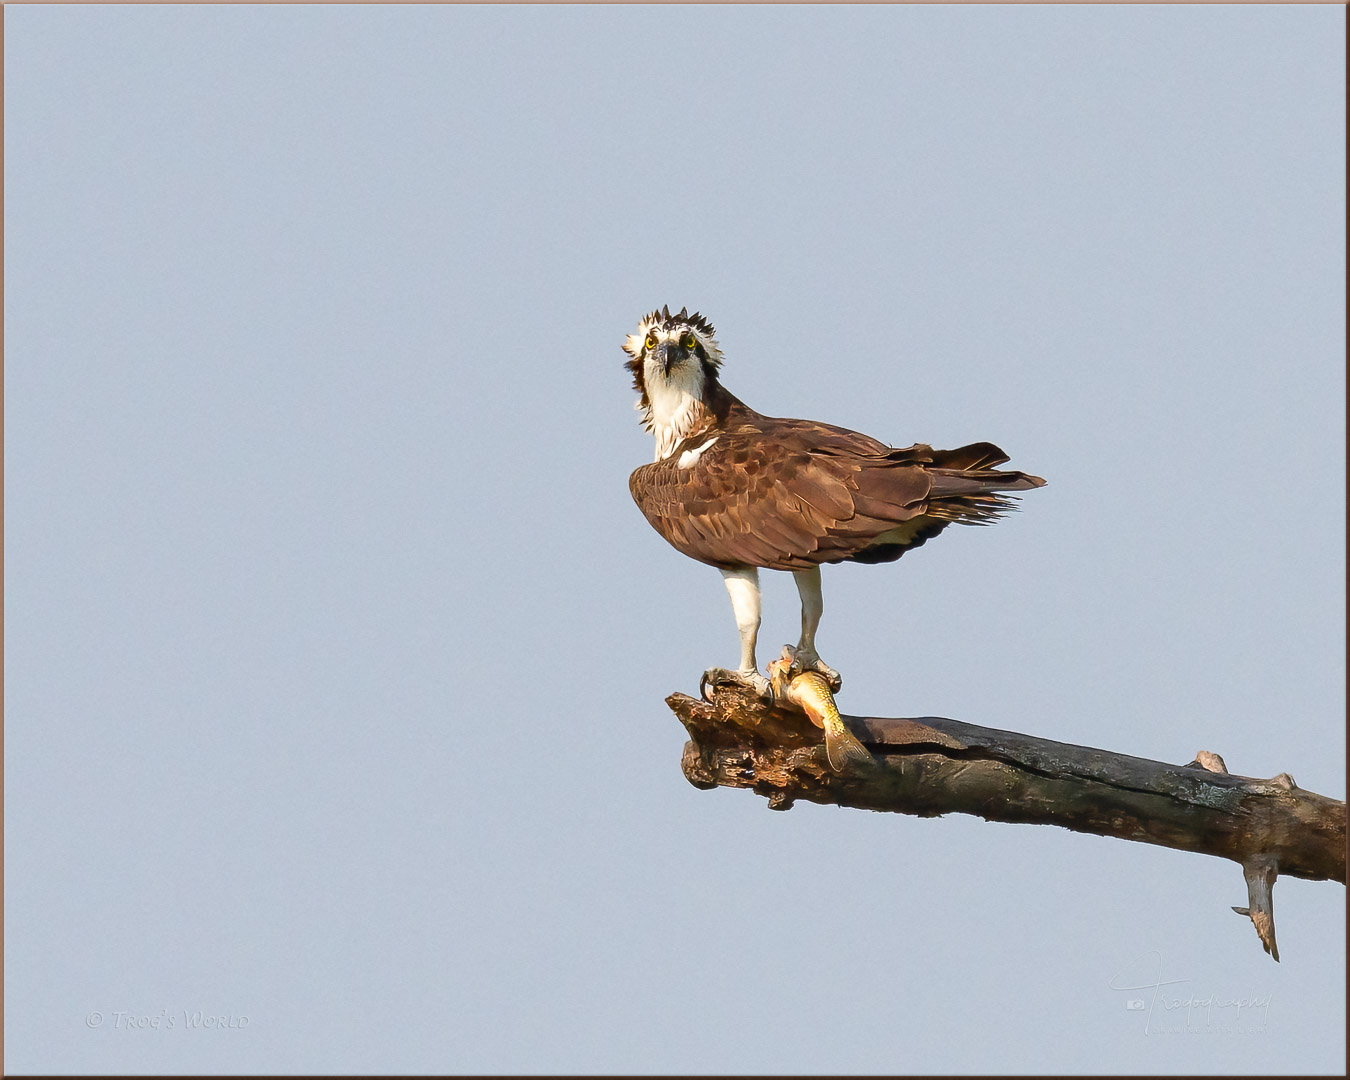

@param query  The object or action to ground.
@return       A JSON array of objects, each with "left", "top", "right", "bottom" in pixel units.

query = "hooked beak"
[{"left": 651, "top": 341, "right": 684, "bottom": 375}]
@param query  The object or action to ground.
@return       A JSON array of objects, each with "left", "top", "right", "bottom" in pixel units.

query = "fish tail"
[{"left": 824, "top": 718, "right": 873, "bottom": 773}]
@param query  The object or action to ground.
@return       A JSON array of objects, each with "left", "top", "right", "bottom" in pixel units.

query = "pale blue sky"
[{"left": 6, "top": 5, "right": 1345, "bottom": 1074}]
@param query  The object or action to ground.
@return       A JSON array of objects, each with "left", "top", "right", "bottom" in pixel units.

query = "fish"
[{"left": 767, "top": 646, "right": 872, "bottom": 773}]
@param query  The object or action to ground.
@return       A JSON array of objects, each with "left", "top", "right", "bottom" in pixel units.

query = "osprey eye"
[
  {"left": 683, "top": 333, "right": 697, "bottom": 350},
  {"left": 645, "top": 333, "right": 658, "bottom": 351}
]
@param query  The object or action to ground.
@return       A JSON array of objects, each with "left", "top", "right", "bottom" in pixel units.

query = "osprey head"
[{"left": 621, "top": 306, "right": 724, "bottom": 434}]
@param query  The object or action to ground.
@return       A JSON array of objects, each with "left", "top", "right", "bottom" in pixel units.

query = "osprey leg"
[
  {"left": 713, "top": 567, "right": 771, "bottom": 697},
  {"left": 791, "top": 566, "right": 842, "bottom": 691}
]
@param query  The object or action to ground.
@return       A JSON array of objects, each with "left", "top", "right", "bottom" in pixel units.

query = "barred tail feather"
[{"left": 925, "top": 461, "right": 1045, "bottom": 526}]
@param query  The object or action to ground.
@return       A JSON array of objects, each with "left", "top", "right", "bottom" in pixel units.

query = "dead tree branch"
[{"left": 669, "top": 683, "right": 1346, "bottom": 960}]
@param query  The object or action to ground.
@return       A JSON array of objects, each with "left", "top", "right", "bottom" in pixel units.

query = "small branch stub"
[
  {"left": 1189, "top": 750, "right": 1229, "bottom": 774},
  {"left": 1233, "top": 856, "right": 1281, "bottom": 962}
]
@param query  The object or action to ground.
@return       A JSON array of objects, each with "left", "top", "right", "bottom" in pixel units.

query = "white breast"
[{"left": 646, "top": 357, "right": 708, "bottom": 460}]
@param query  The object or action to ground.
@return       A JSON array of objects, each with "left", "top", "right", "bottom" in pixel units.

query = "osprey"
[{"left": 625, "top": 305, "right": 1045, "bottom": 697}]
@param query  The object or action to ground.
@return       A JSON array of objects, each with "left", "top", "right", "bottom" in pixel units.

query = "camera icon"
[{"left": 1126, "top": 999, "right": 1145, "bottom": 1011}]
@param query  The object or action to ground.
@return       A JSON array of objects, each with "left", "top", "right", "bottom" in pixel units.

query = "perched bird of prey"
[{"left": 625, "top": 305, "right": 1045, "bottom": 698}]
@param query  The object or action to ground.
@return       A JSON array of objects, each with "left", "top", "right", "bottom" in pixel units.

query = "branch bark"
[{"left": 669, "top": 683, "right": 1346, "bottom": 959}]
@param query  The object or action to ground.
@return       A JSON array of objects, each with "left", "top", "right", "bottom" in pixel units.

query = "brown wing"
[{"left": 629, "top": 416, "right": 1044, "bottom": 572}]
